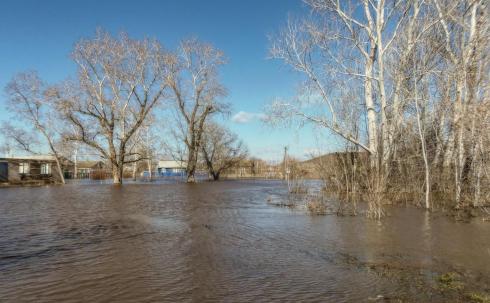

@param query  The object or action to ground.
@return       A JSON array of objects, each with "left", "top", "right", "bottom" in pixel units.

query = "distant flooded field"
[{"left": 0, "top": 180, "right": 489, "bottom": 302}]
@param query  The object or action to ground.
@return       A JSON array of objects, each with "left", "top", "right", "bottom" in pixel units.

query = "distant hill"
[
  {"left": 299, "top": 151, "right": 370, "bottom": 179},
  {"left": 302, "top": 151, "right": 368, "bottom": 165}
]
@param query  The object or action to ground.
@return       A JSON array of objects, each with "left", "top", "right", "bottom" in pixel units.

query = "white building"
[{"left": 157, "top": 160, "right": 186, "bottom": 175}]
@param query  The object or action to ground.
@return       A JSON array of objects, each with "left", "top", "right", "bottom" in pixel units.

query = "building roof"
[
  {"left": 0, "top": 155, "right": 57, "bottom": 161},
  {"left": 77, "top": 160, "right": 106, "bottom": 169},
  {"left": 158, "top": 160, "right": 186, "bottom": 169},
  {"left": 0, "top": 155, "right": 74, "bottom": 166}
]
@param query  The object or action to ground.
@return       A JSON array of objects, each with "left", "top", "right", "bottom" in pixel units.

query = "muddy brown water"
[{"left": 0, "top": 180, "right": 488, "bottom": 302}]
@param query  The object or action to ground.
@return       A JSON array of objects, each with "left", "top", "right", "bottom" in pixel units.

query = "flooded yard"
[{"left": 0, "top": 180, "right": 489, "bottom": 302}]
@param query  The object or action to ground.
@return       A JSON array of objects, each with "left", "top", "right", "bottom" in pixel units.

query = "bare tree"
[
  {"left": 432, "top": 0, "right": 488, "bottom": 206},
  {"left": 5, "top": 72, "right": 66, "bottom": 184},
  {"left": 270, "top": 0, "right": 489, "bottom": 214},
  {"left": 127, "top": 114, "right": 160, "bottom": 181},
  {"left": 270, "top": 1, "right": 413, "bottom": 171},
  {"left": 54, "top": 30, "right": 170, "bottom": 184},
  {"left": 413, "top": 69, "right": 431, "bottom": 209},
  {"left": 166, "top": 38, "right": 229, "bottom": 182},
  {"left": 268, "top": 18, "right": 371, "bottom": 154},
  {"left": 201, "top": 123, "right": 248, "bottom": 180},
  {"left": 267, "top": 1, "right": 411, "bottom": 217}
]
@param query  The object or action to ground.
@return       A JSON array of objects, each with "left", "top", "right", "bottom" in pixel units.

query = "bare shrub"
[
  {"left": 286, "top": 158, "right": 309, "bottom": 194},
  {"left": 269, "top": 0, "right": 490, "bottom": 216},
  {"left": 306, "top": 198, "right": 328, "bottom": 215}
]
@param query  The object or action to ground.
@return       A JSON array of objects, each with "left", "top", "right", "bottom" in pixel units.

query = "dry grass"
[
  {"left": 289, "top": 182, "right": 308, "bottom": 194},
  {"left": 306, "top": 196, "right": 329, "bottom": 215}
]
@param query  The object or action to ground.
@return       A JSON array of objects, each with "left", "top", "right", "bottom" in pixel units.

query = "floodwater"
[{"left": 0, "top": 180, "right": 488, "bottom": 302}]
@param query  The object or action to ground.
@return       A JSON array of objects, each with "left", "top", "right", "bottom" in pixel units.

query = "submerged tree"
[
  {"left": 55, "top": 30, "right": 170, "bottom": 184},
  {"left": 5, "top": 72, "right": 67, "bottom": 183},
  {"left": 201, "top": 123, "right": 248, "bottom": 180},
  {"left": 269, "top": 0, "right": 489, "bottom": 213},
  {"left": 127, "top": 114, "right": 160, "bottom": 181},
  {"left": 166, "top": 39, "right": 229, "bottom": 182}
]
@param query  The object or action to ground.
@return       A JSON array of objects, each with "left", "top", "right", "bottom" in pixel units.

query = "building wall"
[
  {"left": 8, "top": 162, "right": 21, "bottom": 182},
  {"left": 6, "top": 160, "right": 63, "bottom": 184}
]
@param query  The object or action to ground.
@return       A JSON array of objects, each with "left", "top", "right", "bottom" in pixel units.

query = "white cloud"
[{"left": 231, "top": 111, "right": 267, "bottom": 124}]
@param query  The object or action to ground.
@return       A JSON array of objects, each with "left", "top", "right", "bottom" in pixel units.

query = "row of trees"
[
  {"left": 270, "top": 0, "right": 489, "bottom": 212},
  {"left": 3, "top": 30, "right": 247, "bottom": 184}
]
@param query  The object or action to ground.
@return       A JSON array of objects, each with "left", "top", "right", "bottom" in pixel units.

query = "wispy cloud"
[{"left": 231, "top": 111, "right": 267, "bottom": 124}]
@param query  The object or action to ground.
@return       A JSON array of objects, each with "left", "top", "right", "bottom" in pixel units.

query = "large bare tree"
[
  {"left": 270, "top": 0, "right": 412, "bottom": 172},
  {"left": 166, "top": 39, "right": 229, "bottom": 182},
  {"left": 55, "top": 30, "right": 170, "bottom": 184}
]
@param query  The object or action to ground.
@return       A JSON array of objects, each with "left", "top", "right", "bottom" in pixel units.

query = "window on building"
[
  {"left": 41, "top": 163, "right": 51, "bottom": 175},
  {"left": 19, "top": 162, "right": 29, "bottom": 174}
]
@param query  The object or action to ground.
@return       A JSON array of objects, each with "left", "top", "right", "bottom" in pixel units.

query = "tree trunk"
[
  {"left": 443, "top": 76, "right": 464, "bottom": 169},
  {"left": 41, "top": 128, "right": 65, "bottom": 184},
  {"left": 54, "top": 157, "right": 65, "bottom": 184},
  {"left": 73, "top": 148, "right": 78, "bottom": 179},
  {"left": 186, "top": 172, "right": 196, "bottom": 183},
  {"left": 186, "top": 150, "right": 197, "bottom": 183},
  {"left": 364, "top": 55, "right": 378, "bottom": 167},
  {"left": 473, "top": 135, "right": 483, "bottom": 207},
  {"left": 112, "top": 163, "right": 122, "bottom": 184},
  {"left": 132, "top": 161, "right": 137, "bottom": 181},
  {"left": 212, "top": 172, "right": 220, "bottom": 181},
  {"left": 387, "top": 75, "right": 402, "bottom": 167},
  {"left": 375, "top": 3, "right": 389, "bottom": 175},
  {"left": 147, "top": 158, "right": 152, "bottom": 181},
  {"left": 414, "top": 78, "right": 430, "bottom": 209}
]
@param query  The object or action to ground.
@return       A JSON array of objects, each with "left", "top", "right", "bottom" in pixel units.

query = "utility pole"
[
  {"left": 283, "top": 146, "right": 288, "bottom": 181},
  {"left": 73, "top": 147, "right": 78, "bottom": 179},
  {"left": 146, "top": 126, "right": 152, "bottom": 181}
]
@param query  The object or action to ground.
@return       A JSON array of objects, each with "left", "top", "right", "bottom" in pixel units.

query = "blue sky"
[{"left": 0, "top": 0, "right": 338, "bottom": 160}]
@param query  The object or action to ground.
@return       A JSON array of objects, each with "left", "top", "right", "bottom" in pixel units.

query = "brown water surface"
[{"left": 0, "top": 180, "right": 489, "bottom": 302}]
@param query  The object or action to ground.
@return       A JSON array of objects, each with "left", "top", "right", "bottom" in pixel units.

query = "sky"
[{"left": 0, "top": 0, "right": 340, "bottom": 161}]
